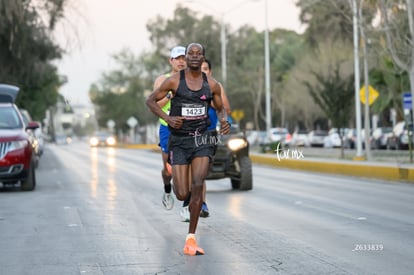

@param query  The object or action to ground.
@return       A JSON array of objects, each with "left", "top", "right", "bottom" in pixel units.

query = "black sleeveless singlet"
[{"left": 169, "top": 70, "right": 212, "bottom": 136}]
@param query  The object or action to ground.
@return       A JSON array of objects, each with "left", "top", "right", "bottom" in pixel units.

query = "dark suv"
[
  {"left": 206, "top": 124, "right": 253, "bottom": 190},
  {"left": 0, "top": 84, "right": 39, "bottom": 191}
]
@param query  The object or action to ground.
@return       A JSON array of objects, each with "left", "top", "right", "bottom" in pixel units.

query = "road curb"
[
  {"left": 118, "top": 143, "right": 414, "bottom": 183},
  {"left": 119, "top": 144, "right": 159, "bottom": 150},
  {"left": 250, "top": 154, "right": 414, "bottom": 183}
]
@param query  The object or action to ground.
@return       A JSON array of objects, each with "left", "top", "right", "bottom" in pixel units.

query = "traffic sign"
[
  {"left": 403, "top": 92, "right": 412, "bottom": 110},
  {"left": 127, "top": 116, "right": 138, "bottom": 128},
  {"left": 107, "top": 119, "right": 115, "bottom": 129},
  {"left": 231, "top": 109, "right": 244, "bottom": 122},
  {"left": 360, "top": 85, "right": 379, "bottom": 105}
]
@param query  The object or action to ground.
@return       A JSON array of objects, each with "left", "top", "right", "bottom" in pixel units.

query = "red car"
[{"left": 0, "top": 84, "right": 39, "bottom": 191}]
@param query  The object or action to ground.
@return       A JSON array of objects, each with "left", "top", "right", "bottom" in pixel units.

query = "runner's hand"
[
  {"left": 167, "top": 116, "right": 184, "bottom": 129},
  {"left": 219, "top": 119, "right": 230, "bottom": 135}
]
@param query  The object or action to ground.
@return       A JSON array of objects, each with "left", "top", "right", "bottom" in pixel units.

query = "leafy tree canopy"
[{"left": 0, "top": 0, "right": 68, "bottom": 120}]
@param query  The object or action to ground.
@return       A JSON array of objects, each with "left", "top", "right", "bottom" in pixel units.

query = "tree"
[
  {"left": 379, "top": 0, "right": 414, "bottom": 123},
  {"left": 90, "top": 49, "right": 149, "bottom": 135},
  {"left": 144, "top": 5, "right": 227, "bottom": 84},
  {"left": 304, "top": 63, "right": 355, "bottom": 157},
  {"left": 90, "top": 4, "right": 309, "bottom": 133},
  {"left": 144, "top": 5, "right": 308, "bottom": 131},
  {"left": 0, "top": 0, "right": 69, "bottom": 120},
  {"left": 297, "top": 0, "right": 355, "bottom": 48},
  {"left": 369, "top": 58, "right": 410, "bottom": 122}
]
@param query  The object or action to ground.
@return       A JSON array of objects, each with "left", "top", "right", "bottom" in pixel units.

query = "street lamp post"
[
  {"left": 185, "top": 0, "right": 271, "bottom": 134},
  {"left": 185, "top": 0, "right": 257, "bottom": 86},
  {"left": 264, "top": 0, "right": 272, "bottom": 137},
  {"left": 352, "top": 0, "right": 363, "bottom": 159}
]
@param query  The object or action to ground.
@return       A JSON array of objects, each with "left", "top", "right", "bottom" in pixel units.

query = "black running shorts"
[{"left": 168, "top": 133, "right": 215, "bottom": 165}]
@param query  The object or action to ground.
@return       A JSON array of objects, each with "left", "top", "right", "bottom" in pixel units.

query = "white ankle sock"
[{"left": 186, "top": 233, "right": 195, "bottom": 241}]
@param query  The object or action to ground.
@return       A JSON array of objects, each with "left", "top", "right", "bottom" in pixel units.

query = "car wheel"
[
  {"left": 231, "top": 155, "right": 252, "bottom": 191},
  {"left": 386, "top": 140, "right": 392, "bottom": 150},
  {"left": 231, "top": 178, "right": 240, "bottom": 189},
  {"left": 21, "top": 163, "right": 36, "bottom": 191},
  {"left": 397, "top": 140, "right": 403, "bottom": 150},
  {"left": 34, "top": 155, "right": 40, "bottom": 169}
]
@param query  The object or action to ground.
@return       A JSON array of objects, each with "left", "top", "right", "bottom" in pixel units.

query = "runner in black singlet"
[{"left": 146, "top": 42, "right": 230, "bottom": 256}]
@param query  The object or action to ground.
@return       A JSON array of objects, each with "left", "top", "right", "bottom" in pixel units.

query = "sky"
[{"left": 54, "top": 0, "right": 305, "bottom": 106}]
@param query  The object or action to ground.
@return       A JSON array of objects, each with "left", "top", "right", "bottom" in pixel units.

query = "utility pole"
[
  {"left": 352, "top": 0, "right": 364, "bottom": 159},
  {"left": 264, "top": 0, "right": 272, "bottom": 137},
  {"left": 359, "top": 2, "right": 372, "bottom": 160}
]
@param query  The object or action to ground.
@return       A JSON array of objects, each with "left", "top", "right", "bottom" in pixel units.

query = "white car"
[
  {"left": 324, "top": 132, "right": 342, "bottom": 148},
  {"left": 308, "top": 130, "right": 328, "bottom": 147},
  {"left": 89, "top": 131, "right": 116, "bottom": 147},
  {"left": 291, "top": 129, "right": 310, "bottom": 147},
  {"left": 371, "top": 127, "right": 392, "bottom": 149},
  {"left": 268, "top": 127, "right": 291, "bottom": 146}
]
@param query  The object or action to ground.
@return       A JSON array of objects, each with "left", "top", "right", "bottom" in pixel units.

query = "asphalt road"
[{"left": 1, "top": 140, "right": 413, "bottom": 275}]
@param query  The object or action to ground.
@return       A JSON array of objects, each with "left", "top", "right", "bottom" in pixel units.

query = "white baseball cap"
[{"left": 170, "top": 46, "right": 186, "bottom": 58}]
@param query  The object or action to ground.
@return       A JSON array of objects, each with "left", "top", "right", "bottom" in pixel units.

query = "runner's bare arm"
[
  {"left": 210, "top": 80, "right": 230, "bottom": 134},
  {"left": 211, "top": 82, "right": 231, "bottom": 115},
  {"left": 219, "top": 83, "right": 232, "bottom": 115},
  {"left": 153, "top": 75, "right": 171, "bottom": 108},
  {"left": 146, "top": 76, "right": 184, "bottom": 129}
]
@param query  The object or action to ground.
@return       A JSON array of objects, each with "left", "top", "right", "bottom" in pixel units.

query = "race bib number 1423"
[{"left": 182, "top": 105, "right": 206, "bottom": 117}]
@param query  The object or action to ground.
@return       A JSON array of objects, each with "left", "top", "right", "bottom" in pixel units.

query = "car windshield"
[
  {"left": 94, "top": 132, "right": 112, "bottom": 138},
  {"left": 0, "top": 106, "right": 23, "bottom": 129},
  {"left": 297, "top": 130, "right": 308, "bottom": 134},
  {"left": 271, "top": 129, "right": 287, "bottom": 135},
  {"left": 314, "top": 131, "right": 328, "bottom": 136}
]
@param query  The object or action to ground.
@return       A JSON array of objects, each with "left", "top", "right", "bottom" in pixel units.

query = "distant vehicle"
[
  {"left": 206, "top": 124, "right": 252, "bottom": 190},
  {"left": 343, "top": 128, "right": 371, "bottom": 149},
  {"left": 268, "top": 127, "right": 291, "bottom": 147},
  {"left": 308, "top": 130, "right": 328, "bottom": 147},
  {"left": 0, "top": 84, "right": 39, "bottom": 191},
  {"left": 89, "top": 131, "right": 116, "bottom": 147},
  {"left": 324, "top": 128, "right": 346, "bottom": 148},
  {"left": 324, "top": 133, "right": 342, "bottom": 148},
  {"left": 246, "top": 130, "right": 260, "bottom": 145},
  {"left": 343, "top": 128, "right": 356, "bottom": 149},
  {"left": 371, "top": 127, "right": 392, "bottom": 149},
  {"left": 246, "top": 130, "right": 269, "bottom": 146},
  {"left": 33, "top": 126, "right": 44, "bottom": 156},
  {"left": 55, "top": 133, "right": 72, "bottom": 145},
  {"left": 386, "top": 121, "right": 413, "bottom": 150},
  {"left": 19, "top": 109, "right": 42, "bottom": 167},
  {"left": 257, "top": 131, "right": 269, "bottom": 145},
  {"left": 291, "top": 129, "right": 309, "bottom": 147}
]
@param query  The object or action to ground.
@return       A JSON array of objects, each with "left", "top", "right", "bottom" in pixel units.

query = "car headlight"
[
  {"left": 227, "top": 138, "right": 248, "bottom": 151},
  {"left": 90, "top": 137, "right": 99, "bottom": 146},
  {"left": 9, "top": 140, "right": 29, "bottom": 151},
  {"left": 106, "top": 137, "right": 116, "bottom": 146}
]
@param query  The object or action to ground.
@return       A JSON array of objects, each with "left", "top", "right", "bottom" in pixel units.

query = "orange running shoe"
[{"left": 183, "top": 237, "right": 205, "bottom": 256}]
